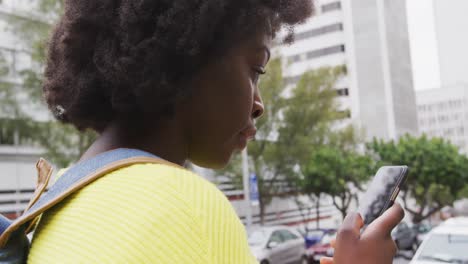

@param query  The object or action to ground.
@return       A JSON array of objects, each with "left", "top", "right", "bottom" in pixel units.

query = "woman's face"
[{"left": 181, "top": 32, "right": 271, "bottom": 169}]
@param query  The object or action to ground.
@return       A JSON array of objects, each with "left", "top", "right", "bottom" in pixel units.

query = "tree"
[
  {"left": 2, "top": 0, "right": 96, "bottom": 167},
  {"left": 0, "top": 46, "right": 38, "bottom": 146},
  {"left": 367, "top": 134, "right": 468, "bottom": 223},
  {"left": 298, "top": 146, "right": 336, "bottom": 229},
  {"left": 0, "top": 53, "right": 16, "bottom": 117},
  {"left": 218, "top": 60, "right": 346, "bottom": 224},
  {"left": 299, "top": 127, "right": 374, "bottom": 223},
  {"left": 458, "top": 185, "right": 468, "bottom": 199}
]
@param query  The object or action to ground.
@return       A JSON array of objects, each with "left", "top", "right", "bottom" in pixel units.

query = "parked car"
[
  {"left": 411, "top": 222, "right": 433, "bottom": 246},
  {"left": 392, "top": 222, "right": 418, "bottom": 251},
  {"left": 248, "top": 226, "right": 308, "bottom": 264},
  {"left": 306, "top": 229, "right": 337, "bottom": 264},
  {"left": 301, "top": 228, "right": 336, "bottom": 248},
  {"left": 442, "top": 216, "right": 468, "bottom": 227},
  {"left": 410, "top": 217, "right": 468, "bottom": 264}
]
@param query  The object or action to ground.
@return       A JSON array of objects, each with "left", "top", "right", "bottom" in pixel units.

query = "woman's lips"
[
  {"left": 242, "top": 126, "right": 257, "bottom": 139},
  {"left": 237, "top": 128, "right": 257, "bottom": 150}
]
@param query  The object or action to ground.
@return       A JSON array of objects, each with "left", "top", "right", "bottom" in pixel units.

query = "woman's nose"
[{"left": 252, "top": 93, "right": 264, "bottom": 119}]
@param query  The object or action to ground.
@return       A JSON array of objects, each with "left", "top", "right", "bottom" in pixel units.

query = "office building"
[
  {"left": 277, "top": 0, "right": 418, "bottom": 140},
  {"left": 417, "top": 84, "right": 468, "bottom": 153}
]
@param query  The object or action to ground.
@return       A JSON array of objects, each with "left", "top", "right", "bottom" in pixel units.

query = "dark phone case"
[{"left": 359, "top": 166, "right": 408, "bottom": 226}]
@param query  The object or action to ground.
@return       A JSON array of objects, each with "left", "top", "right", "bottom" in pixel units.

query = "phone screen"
[{"left": 358, "top": 166, "right": 408, "bottom": 225}]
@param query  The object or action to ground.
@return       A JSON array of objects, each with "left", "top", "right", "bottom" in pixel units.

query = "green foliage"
[
  {"left": 1, "top": 0, "right": 95, "bottom": 166},
  {"left": 0, "top": 52, "right": 33, "bottom": 146},
  {"left": 367, "top": 134, "right": 468, "bottom": 223},
  {"left": 300, "top": 126, "right": 374, "bottom": 220},
  {"left": 277, "top": 66, "right": 345, "bottom": 163},
  {"left": 0, "top": 53, "right": 18, "bottom": 117},
  {"left": 458, "top": 185, "right": 468, "bottom": 198},
  {"left": 37, "top": 0, "right": 65, "bottom": 17}
]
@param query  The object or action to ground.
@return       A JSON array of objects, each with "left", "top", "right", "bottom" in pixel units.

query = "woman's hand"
[{"left": 320, "top": 203, "right": 404, "bottom": 264}]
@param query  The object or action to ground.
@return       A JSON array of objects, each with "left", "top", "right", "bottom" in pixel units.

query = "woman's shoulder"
[
  {"left": 80, "top": 162, "right": 232, "bottom": 217},
  {"left": 109, "top": 162, "right": 223, "bottom": 197},
  {"left": 29, "top": 163, "right": 216, "bottom": 262},
  {"left": 118, "top": 163, "right": 255, "bottom": 263}
]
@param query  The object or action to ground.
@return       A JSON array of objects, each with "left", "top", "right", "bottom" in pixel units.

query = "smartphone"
[{"left": 358, "top": 166, "right": 409, "bottom": 226}]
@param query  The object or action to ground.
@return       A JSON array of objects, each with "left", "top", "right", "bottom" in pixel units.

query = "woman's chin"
[{"left": 191, "top": 152, "right": 233, "bottom": 170}]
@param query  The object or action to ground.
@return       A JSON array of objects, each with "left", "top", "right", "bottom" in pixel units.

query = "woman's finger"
[
  {"left": 365, "top": 203, "right": 404, "bottom": 238},
  {"left": 330, "top": 239, "right": 336, "bottom": 248},
  {"left": 320, "top": 256, "right": 334, "bottom": 264},
  {"left": 336, "top": 212, "right": 364, "bottom": 246}
]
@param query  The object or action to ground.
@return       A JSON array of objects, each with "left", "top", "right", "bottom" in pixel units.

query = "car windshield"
[
  {"left": 418, "top": 234, "right": 468, "bottom": 263},
  {"left": 248, "top": 229, "right": 269, "bottom": 246}
]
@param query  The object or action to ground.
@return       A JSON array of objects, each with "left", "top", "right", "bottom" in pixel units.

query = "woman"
[{"left": 29, "top": 0, "right": 403, "bottom": 263}]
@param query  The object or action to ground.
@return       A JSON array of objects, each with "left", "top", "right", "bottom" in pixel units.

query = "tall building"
[
  {"left": 276, "top": 0, "right": 418, "bottom": 140},
  {"left": 432, "top": 0, "right": 468, "bottom": 87},
  {"left": 416, "top": 84, "right": 468, "bottom": 153}
]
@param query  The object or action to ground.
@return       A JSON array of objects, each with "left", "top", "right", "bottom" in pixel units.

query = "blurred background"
[{"left": 1, "top": 0, "right": 468, "bottom": 263}]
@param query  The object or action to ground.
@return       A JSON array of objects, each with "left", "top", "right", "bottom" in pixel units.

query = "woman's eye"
[{"left": 252, "top": 66, "right": 266, "bottom": 84}]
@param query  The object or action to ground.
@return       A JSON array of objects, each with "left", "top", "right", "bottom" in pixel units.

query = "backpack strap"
[
  {"left": 0, "top": 148, "right": 183, "bottom": 247},
  {"left": 25, "top": 159, "right": 54, "bottom": 214}
]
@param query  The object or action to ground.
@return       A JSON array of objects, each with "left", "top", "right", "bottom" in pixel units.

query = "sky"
[{"left": 406, "top": 0, "right": 441, "bottom": 91}]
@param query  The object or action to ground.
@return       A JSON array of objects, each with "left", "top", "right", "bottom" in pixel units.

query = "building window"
[
  {"left": 289, "top": 54, "right": 301, "bottom": 63},
  {"left": 337, "top": 88, "right": 349, "bottom": 96},
  {"left": 306, "top": 44, "right": 345, "bottom": 60},
  {"left": 322, "top": 2, "right": 342, "bottom": 13},
  {"left": 439, "top": 102, "right": 448, "bottom": 111},
  {"left": 338, "top": 109, "right": 351, "bottom": 119},
  {"left": 438, "top": 115, "right": 448, "bottom": 122},
  {"left": 445, "top": 128, "right": 454, "bottom": 136},
  {"left": 294, "top": 23, "right": 343, "bottom": 42},
  {"left": 288, "top": 44, "right": 345, "bottom": 64}
]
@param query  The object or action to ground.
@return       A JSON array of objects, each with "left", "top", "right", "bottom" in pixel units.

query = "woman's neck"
[{"left": 79, "top": 120, "right": 188, "bottom": 166}]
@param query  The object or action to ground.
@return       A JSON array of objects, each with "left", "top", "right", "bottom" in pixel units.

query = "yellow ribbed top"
[{"left": 28, "top": 163, "right": 257, "bottom": 263}]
